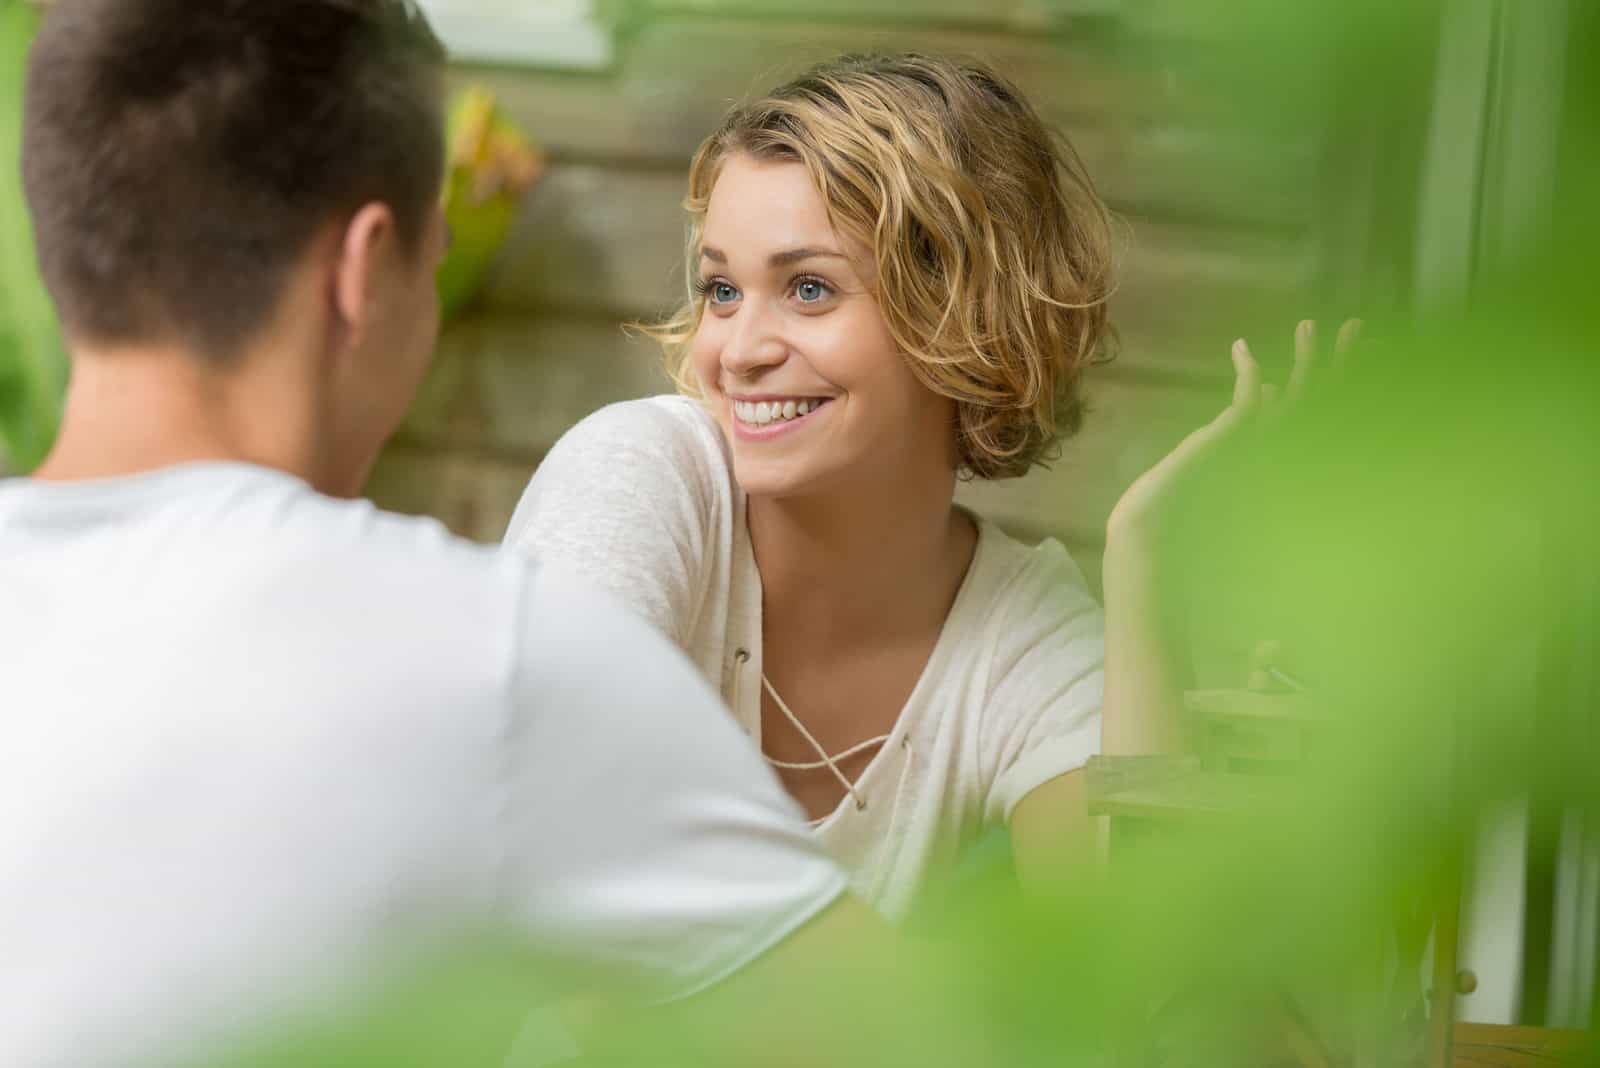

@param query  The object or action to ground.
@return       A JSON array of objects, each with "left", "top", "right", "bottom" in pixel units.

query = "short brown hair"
[
  {"left": 648, "top": 52, "right": 1117, "bottom": 479},
  {"left": 21, "top": 0, "right": 446, "bottom": 360}
]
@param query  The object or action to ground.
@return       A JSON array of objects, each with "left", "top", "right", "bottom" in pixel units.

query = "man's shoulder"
[
  {"left": 76, "top": 465, "right": 532, "bottom": 634},
  {"left": 2, "top": 465, "right": 542, "bottom": 729},
  {"left": 256, "top": 478, "right": 531, "bottom": 610}
]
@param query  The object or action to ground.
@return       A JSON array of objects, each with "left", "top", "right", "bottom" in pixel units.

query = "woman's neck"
[{"left": 748, "top": 468, "right": 977, "bottom": 656}]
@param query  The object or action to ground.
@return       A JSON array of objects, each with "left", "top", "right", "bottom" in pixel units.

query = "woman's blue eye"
[
  {"left": 710, "top": 283, "right": 739, "bottom": 304},
  {"left": 795, "top": 279, "right": 829, "bottom": 303}
]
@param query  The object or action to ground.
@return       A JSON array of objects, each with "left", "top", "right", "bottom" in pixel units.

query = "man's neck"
[{"left": 33, "top": 343, "right": 331, "bottom": 490}]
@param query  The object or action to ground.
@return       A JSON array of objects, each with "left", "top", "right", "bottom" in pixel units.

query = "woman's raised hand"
[{"left": 1106, "top": 318, "right": 1362, "bottom": 542}]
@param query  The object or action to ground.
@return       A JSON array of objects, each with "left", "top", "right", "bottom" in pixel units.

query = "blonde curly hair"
[{"left": 643, "top": 51, "right": 1118, "bottom": 480}]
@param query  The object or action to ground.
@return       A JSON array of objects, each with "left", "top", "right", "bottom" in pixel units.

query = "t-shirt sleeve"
[
  {"left": 981, "top": 544, "right": 1106, "bottom": 825},
  {"left": 502, "top": 399, "right": 714, "bottom": 647},
  {"left": 500, "top": 564, "right": 848, "bottom": 1004}
]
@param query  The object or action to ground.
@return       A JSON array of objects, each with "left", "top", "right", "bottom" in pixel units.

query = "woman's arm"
[
  {"left": 1100, "top": 320, "right": 1357, "bottom": 754},
  {"left": 1100, "top": 472, "right": 1203, "bottom": 755},
  {"left": 1007, "top": 322, "right": 1356, "bottom": 898},
  {"left": 1007, "top": 769, "right": 1098, "bottom": 901},
  {"left": 978, "top": 547, "right": 1103, "bottom": 898}
]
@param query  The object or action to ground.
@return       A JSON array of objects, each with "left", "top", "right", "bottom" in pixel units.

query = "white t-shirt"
[
  {"left": 0, "top": 462, "right": 845, "bottom": 1068},
  {"left": 505, "top": 397, "right": 1105, "bottom": 921}
]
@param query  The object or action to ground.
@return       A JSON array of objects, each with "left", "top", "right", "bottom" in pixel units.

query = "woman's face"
[{"left": 690, "top": 153, "right": 956, "bottom": 501}]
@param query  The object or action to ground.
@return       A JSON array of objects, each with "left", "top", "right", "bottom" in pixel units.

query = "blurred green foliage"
[
  {"left": 0, "top": 0, "right": 64, "bottom": 473},
  {"left": 210, "top": 3, "right": 1598, "bottom": 1064},
  {"left": 207, "top": 295, "right": 1599, "bottom": 1067},
  {"left": 5, "top": 0, "right": 1593, "bottom": 1063}
]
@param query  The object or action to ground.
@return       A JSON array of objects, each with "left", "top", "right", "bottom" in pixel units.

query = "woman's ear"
[{"left": 330, "top": 203, "right": 397, "bottom": 354}]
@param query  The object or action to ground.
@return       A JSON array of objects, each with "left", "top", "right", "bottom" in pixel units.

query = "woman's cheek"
[{"left": 689, "top": 326, "right": 721, "bottom": 392}]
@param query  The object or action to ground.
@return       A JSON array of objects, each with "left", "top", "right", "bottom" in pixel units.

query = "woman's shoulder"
[
  {"left": 953, "top": 520, "right": 1104, "bottom": 751},
  {"left": 559, "top": 394, "right": 725, "bottom": 463},
  {"left": 966, "top": 517, "right": 1097, "bottom": 622},
  {"left": 545, "top": 396, "right": 731, "bottom": 494},
  {"left": 951, "top": 516, "right": 1104, "bottom": 680},
  {"left": 504, "top": 394, "right": 733, "bottom": 551}
]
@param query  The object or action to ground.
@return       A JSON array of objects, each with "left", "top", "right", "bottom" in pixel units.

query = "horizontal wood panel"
[
  {"left": 481, "top": 165, "right": 686, "bottom": 317},
  {"left": 402, "top": 314, "right": 673, "bottom": 458},
  {"left": 1075, "top": 122, "right": 1315, "bottom": 227},
  {"left": 620, "top": 17, "right": 1182, "bottom": 129},
  {"left": 365, "top": 443, "right": 535, "bottom": 544},
  {"left": 641, "top": 0, "right": 1114, "bottom": 27},
  {"left": 443, "top": 66, "right": 643, "bottom": 163},
  {"left": 461, "top": 20, "right": 1314, "bottom": 226},
  {"left": 1115, "top": 0, "right": 1254, "bottom": 39},
  {"left": 1108, "top": 216, "right": 1319, "bottom": 381},
  {"left": 480, "top": 165, "right": 1313, "bottom": 377},
  {"left": 626, "top": 14, "right": 1323, "bottom": 145}
]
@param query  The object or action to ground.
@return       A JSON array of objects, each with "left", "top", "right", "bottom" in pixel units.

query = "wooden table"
[{"left": 1452, "top": 1023, "right": 1589, "bottom": 1066}]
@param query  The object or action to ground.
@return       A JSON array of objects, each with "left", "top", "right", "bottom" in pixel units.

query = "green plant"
[
  {"left": 0, "top": 0, "right": 65, "bottom": 473},
  {"left": 437, "top": 86, "right": 542, "bottom": 321}
]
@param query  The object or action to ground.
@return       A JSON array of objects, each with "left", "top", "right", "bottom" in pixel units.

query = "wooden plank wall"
[{"left": 367, "top": 0, "right": 1344, "bottom": 593}]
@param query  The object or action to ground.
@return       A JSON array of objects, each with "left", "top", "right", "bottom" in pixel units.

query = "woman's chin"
[{"left": 732, "top": 455, "right": 832, "bottom": 502}]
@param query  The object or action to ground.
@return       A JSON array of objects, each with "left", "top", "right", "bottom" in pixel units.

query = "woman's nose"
[{"left": 720, "top": 303, "right": 788, "bottom": 378}]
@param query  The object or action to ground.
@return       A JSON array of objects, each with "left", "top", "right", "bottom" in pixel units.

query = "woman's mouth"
[{"left": 730, "top": 396, "right": 832, "bottom": 438}]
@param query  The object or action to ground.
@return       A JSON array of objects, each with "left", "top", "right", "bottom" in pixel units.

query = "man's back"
[{"left": 0, "top": 464, "right": 844, "bottom": 1067}]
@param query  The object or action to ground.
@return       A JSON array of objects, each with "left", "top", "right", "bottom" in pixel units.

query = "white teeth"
[{"left": 733, "top": 398, "right": 823, "bottom": 426}]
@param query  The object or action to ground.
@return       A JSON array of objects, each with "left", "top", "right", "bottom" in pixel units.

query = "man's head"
[{"left": 22, "top": 0, "right": 448, "bottom": 490}]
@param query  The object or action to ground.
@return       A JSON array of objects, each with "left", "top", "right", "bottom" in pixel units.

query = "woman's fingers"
[
  {"left": 1286, "top": 319, "right": 1317, "bottom": 405},
  {"left": 1334, "top": 318, "right": 1363, "bottom": 364},
  {"left": 1231, "top": 337, "right": 1261, "bottom": 414}
]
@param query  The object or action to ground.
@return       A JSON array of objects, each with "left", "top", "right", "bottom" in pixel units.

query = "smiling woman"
[
  {"left": 687, "top": 154, "right": 966, "bottom": 504},
  {"left": 659, "top": 55, "right": 1115, "bottom": 483},
  {"left": 503, "top": 51, "right": 1268, "bottom": 922},
  {"left": 502, "top": 52, "right": 1115, "bottom": 922}
]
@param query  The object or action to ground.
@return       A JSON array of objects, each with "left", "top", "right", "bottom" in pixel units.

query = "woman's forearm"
[{"left": 1099, "top": 515, "right": 1193, "bottom": 755}]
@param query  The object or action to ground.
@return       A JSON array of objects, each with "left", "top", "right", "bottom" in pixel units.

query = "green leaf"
[{"left": 0, "top": 0, "right": 66, "bottom": 473}]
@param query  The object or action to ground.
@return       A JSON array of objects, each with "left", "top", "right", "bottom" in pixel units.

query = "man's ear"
[{"left": 331, "top": 203, "right": 397, "bottom": 354}]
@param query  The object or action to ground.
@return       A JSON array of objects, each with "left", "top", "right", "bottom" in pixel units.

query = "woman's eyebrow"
[
  {"left": 698, "top": 246, "right": 849, "bottom": 266},
  {"left": 768, "top": 247, "right": 848, "bottom": 266}
]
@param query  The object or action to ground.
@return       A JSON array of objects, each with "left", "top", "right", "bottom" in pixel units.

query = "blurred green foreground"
[
  {"left": 3, "top": 0, "right": 1595, "bottom": 1064},
  {"left": 211, "top": 2, "right": 1600, "bottom": 1065}
]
